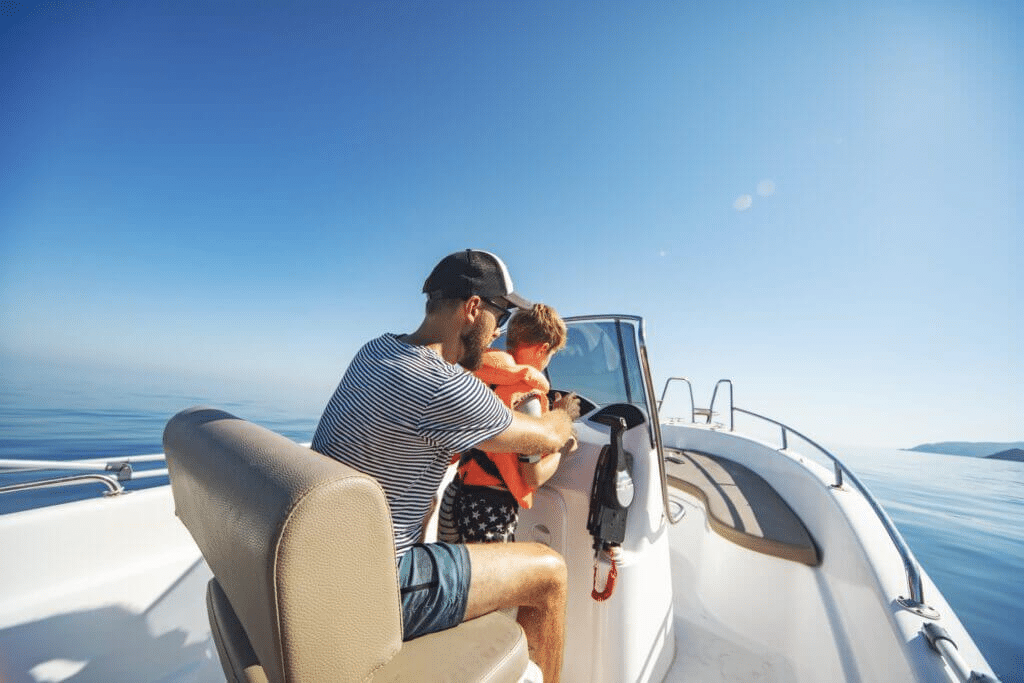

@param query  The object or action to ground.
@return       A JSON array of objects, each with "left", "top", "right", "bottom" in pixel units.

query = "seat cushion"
[
  {"left": 209, "top": 576, "right": 529, "bottom": 683},
  {"left": 371, "top": 611, "right": 530, "bottom": 683}
]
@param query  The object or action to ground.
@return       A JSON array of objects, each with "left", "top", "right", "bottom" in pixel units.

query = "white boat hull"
[
  {"left": 0, "top": 423, "right": 995, "bottom": 683},
  {"left": 0, "top": 487, "right": 221, "bottom": 683}
]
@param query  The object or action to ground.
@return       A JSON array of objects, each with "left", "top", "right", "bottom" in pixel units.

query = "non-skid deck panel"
[{"left": 665, "top": 448, "right": 819, "bottom": 566}]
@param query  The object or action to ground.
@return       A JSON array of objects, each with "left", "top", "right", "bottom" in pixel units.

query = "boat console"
[
  {"left": 506, "top": 316, "right": 679, "bottom": 683},
  {"left": 517, "top": 401, "right": 676, "bottom": 683}
]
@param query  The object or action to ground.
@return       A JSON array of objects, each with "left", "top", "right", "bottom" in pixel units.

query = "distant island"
[
  {"left": 986, "top": 448, "right": 1024, "bottom": 462},
  {"left": 906, "top": 441, "right": 1024, "bottom": 458}
]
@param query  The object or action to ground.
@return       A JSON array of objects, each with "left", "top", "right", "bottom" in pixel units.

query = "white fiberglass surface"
[
  {"left": 662, "top": 483, "right": 906, "bottom": 683},
  {"left": 656, "top": 424, "right": 992, "bottom": 683},
  {"left": 0, "top": 486, "right": 222, "bottom": 683}
]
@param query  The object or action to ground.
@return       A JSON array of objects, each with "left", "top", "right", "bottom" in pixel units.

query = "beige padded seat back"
[{"left": 164, "top": 406, "right": 402, "bottom": 683}]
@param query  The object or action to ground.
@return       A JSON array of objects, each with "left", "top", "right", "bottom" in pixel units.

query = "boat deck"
[{"left": 663, "top": 482, "right": 801, "bottom": 683}]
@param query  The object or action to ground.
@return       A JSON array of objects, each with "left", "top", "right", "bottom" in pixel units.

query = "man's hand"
[
  {"left": 478, "top": 394, "right": 579, "bottom": 456},
  {"left": 551, "top": 392, "right": 581, "bottom": 420}
]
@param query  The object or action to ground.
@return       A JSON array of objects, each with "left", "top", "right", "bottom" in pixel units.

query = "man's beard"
[{"left": 458, "top": 317, "right": 490, "bottom": 371}]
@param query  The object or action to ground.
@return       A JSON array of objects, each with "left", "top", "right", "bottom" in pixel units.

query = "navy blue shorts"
[{"left": 397, "top": 542, "right": 471, "bottom": 641}]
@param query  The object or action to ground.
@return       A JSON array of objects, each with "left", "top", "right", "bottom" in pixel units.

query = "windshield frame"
[{"left": 545, "top": 314, "right": 664, "bottom": 448}]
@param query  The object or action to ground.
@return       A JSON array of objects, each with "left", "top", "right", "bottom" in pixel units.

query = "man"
[{"left": 312, "top": 249, "right": 579, "bottom": 683}]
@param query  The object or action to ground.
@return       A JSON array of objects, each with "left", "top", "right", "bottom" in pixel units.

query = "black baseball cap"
[{"left": 423, "top": 249, "right": 533, "bottom": 311}]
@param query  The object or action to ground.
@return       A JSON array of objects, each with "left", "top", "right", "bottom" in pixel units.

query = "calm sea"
[{"left": 0, "top": 364, "right": 1020, "bottom": 681}]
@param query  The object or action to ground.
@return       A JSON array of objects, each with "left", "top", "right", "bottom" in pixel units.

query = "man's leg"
[{"left": 464, "top": 542, "right": 567, "bottom": 683}]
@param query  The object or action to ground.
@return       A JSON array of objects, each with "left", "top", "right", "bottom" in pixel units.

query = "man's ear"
[{"left": 462, "top": 296, "right": 483, "bottom": 324}]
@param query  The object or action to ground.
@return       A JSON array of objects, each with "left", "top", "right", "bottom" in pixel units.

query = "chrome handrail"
[
  {"left": 657, "top": 377, "right": 695, "bottom": 422},
  {"left": 724, "top": 400, "right": 938, "bottom": 618},
  {"left": 707, "top": 379, "right": 734, "bottom": 430},
  {"left": 130, "top": 468, "right": 170, "bottom": 479},
  {"left": 0, "top": 473, "right": 124, "bottom": 496},
  {"left": 0, "top": 458, "right": 129, "bottom": 475},
  {"left": 0, "top": 453, "right": 170, "bottom": 498},
  {"left": 0, "top": 453, "right": 166, "bottom": 474},
  {"left": 923, "top": 623, "right": 1001, "bottom": 682}
]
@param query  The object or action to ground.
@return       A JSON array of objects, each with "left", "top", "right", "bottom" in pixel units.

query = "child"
[{"left": 438, "top": 303, "right": 570, "bottom": 543}]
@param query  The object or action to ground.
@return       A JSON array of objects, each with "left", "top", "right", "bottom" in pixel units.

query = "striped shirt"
[{"left": 312, "top": 334, "right": 513, "bottom": 561}]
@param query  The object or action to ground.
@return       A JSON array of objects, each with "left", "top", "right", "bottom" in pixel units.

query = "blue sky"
[{"left": 1, "top": 0, "right": 1020, "bottom": 448}]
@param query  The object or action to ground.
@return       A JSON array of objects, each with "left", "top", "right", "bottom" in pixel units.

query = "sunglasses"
[{"left": 482, "top": 298, "right": 512, "bottom": 327}]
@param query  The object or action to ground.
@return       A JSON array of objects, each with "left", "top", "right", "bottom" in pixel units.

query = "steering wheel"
[{"left": 547, "top": 389, "right": 598, "bottom": 418}]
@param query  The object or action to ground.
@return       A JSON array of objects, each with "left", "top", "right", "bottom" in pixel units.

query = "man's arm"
[{"left": 476, "top": 393, "right": 580, "bottom": 455}]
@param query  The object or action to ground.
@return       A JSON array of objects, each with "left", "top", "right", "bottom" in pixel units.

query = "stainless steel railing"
[
  {"left": 923, "top": 623, "right": 1001, "bottom": 683},
  {"left": 0, "top": 454, "right": 169, "bottom": 497},
  {"left": 657, "top": 377, "right": 695, "bottom": 422}
]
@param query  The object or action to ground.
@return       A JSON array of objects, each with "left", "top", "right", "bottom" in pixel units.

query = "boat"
[{"left": 0, "top": 314, "right": 1001, "bottom": 682}]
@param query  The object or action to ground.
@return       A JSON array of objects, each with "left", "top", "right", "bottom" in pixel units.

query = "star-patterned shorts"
[{"left": 440, "top": 479, "right": 520, "bottom": 543}]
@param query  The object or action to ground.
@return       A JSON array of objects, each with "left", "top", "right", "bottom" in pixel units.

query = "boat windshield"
[{"left": 543, "top": 317, "right": 649, "bottom": 415}]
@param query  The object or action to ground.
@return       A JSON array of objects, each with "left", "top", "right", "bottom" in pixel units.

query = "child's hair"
[{"left": 506, "top": 304, "right": 567, "bottom": 353}]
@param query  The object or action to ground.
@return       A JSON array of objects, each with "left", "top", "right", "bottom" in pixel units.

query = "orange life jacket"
[{"left": 458, "top": 349, "right": 551, "bottom": 508}]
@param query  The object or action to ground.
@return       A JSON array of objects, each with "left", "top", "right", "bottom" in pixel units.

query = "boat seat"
[
  {"left": 665, "top": 448, "right": 819, "bottom": 566},
  {"left": 163, "top": 406, "right": 530, "bottom": 683}
]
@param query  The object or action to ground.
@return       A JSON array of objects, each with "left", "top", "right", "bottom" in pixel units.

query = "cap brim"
[{"left": 502, "top": 292, "right": 533, "bottom": 310}]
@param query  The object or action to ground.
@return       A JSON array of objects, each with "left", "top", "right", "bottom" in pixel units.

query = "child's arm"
[
  {"left": 520, "top": 431, "right": 577, "bottom": 489},
  {"left": 522, "top": 451, "right": 561, "bottom": 489},
  {"left": 515, "top": 391, "right": 577, "bottom": 490}
]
